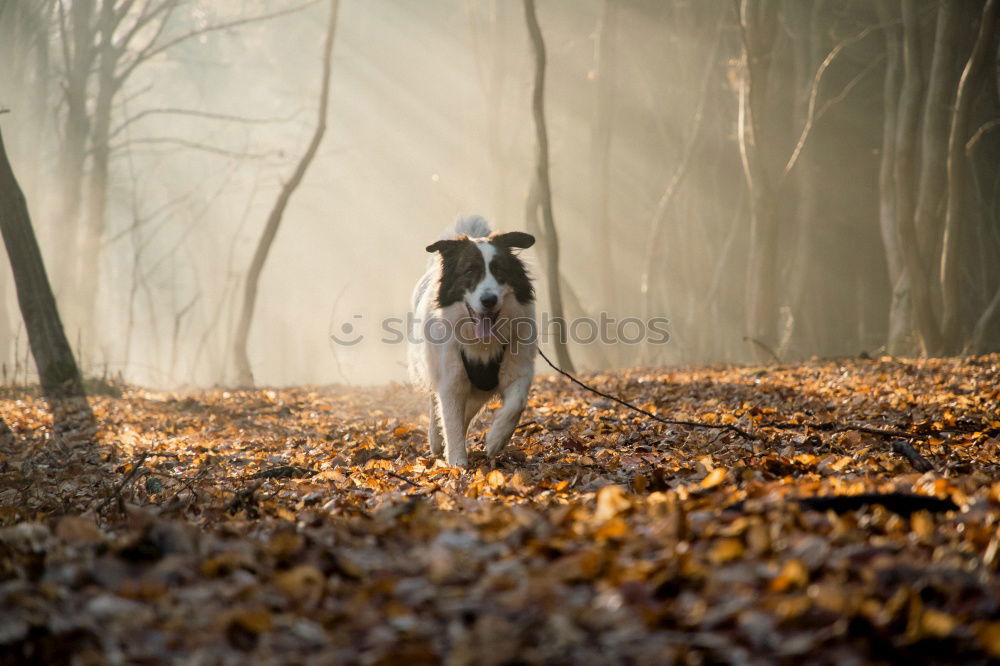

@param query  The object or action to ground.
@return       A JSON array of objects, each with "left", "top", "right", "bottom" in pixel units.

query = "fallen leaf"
[
  {"left": 700, "top": 468, "right": 727, "bottom": 489},
  {"left": 594, "top": 485, "right": 631, "bottom": 522}
]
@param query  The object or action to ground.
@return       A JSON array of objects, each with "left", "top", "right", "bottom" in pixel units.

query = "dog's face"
[{"left": 426, "top": 231, "right": 535, "bottom": 339}]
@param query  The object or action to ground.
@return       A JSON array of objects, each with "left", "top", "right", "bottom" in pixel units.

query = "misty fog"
[{"left": 1, "top": 0, "right": 998, "bottom": 388}]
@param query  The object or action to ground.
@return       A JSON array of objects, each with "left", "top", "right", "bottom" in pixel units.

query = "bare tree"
[
  {"left": 875, "top": 0, "right": 910, "bottom": 354},
  {"left": 0, "top": 125, "right": 85, "bottom": 398},
  {"left": 783, "top": 0, "right": 824, "bottom": 356},
  {"left": 73, "top": 1, "right": 320, "bottom": 339},
  {"left": 591, "top": 0, "right": 618, "bottom": 312},
  {"left": 875, "top": 0, "right": 998, "bottom": 355},
  {"left": 0, "top": 1, "right": 54, "bottom": 187},
  {"left": 894, "top": 1, "right": 944, "bottom": 354},
  {"left": 913, "top": 2, "right": 959, "bottom": 276},
  {"left": 940, "top": 0, "right": 998, "bottom": 352},
  {"left": 523, "top": 0, "right": 575, "bottom": 373},
  {"left": 232, "top": 0, "right": 339, "bottom": 387},
  {"left": 735, "top": 0, "right": 780, "bottom": 360},
  {"left": 52, "top": 0, "right": 98, "bottom": 294}
]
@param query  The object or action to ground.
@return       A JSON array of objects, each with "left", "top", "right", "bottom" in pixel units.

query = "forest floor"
[{"left": 0, "top": 356, "right": 999, "bottom": 664}]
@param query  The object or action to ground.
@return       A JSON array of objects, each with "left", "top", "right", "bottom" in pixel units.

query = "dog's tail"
[{"left": 444, "top": 214, "right": 491, "bottom": 240}]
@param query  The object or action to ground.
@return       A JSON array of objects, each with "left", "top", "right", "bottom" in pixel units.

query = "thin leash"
[
  {"left": 534, "top": 349, "right": 939, "bottom": 464},
  {"left": 535, "top": 347, "right": 755, "bottom": 440}
]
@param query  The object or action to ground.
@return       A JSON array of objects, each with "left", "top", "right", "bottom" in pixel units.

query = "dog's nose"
[{"left": 480, "top": 294, "right": 498, "bottom": 310}]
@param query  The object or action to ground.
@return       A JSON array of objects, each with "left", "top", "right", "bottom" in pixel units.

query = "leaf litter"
[{"left": 0, "top": 355, "right": 998, "bottom": 663}]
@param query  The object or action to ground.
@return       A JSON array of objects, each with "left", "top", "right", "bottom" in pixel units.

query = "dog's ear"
[
  {"left": 490, "top": 231, "right": 535, "bottom": 250},
  {"left": 426, "top": 239, "right": 466, "bottom": 254}
]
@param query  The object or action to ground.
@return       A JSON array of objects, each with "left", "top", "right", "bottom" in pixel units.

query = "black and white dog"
[{"left": 409, "top": 216, "right": 537, "bottom": 466}]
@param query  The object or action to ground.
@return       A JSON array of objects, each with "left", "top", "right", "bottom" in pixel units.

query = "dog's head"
[{"left": 426, "top": 231, "right": 535, "bottom": 339}]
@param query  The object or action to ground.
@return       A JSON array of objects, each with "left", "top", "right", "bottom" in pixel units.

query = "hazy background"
[{"left": 0, "top": 0, "right": 997, "bottom": 387}]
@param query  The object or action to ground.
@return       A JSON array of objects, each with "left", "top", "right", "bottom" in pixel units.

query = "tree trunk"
[
  {"left": 912, "top": 1, "right": 959, "bottom": 287},
  {"left": 523, "top": 0, "right": 574, "bottom": 373},
  {"left": 232, "top": 0, "right": 339, "bottom": 387},
  {"left": 786, "top": 0, "right": 824, "bottom": 357},
  {"left": 736, "top": 0, "right": 780, "bottom": 360},
  {"left": 591, "top": 0, "right": 617, "bottom": 313},
  {"left": 76, "top": 0, "right": 118, "bottom": 351},
  {"left": 940, "top": 0, "right": 999, "bottom": 352},
  {"left": 0, "top": 126, "right": 85, "bottom": 398},
  {"left": 970, "top": 279, "right": 1000, "bottom": 352},
  {"left": 894, "top": 0, "right": 941, "bottom": 354},
  {"left": 53, "top": 0, "right": 96, "bottom": 293},
  {"left": 876, "top": 0, "right": 911, "bottom": 354}
]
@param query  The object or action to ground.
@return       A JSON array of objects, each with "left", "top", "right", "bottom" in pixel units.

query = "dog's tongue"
[{"left": 475, "top": 312, "right": 494, "bottom": 340}]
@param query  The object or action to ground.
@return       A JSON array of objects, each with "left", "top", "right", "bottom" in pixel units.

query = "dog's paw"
[{"left": 484, "top": 434, "right": 507, "bottom": 460}]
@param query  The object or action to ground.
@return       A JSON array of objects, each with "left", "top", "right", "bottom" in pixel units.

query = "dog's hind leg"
[
  {"left": 428, "top": 397, "right": 443, "bottom": 456},
  {"left": 463, "top": 394, "right": 488, "bottom": 435},
  {"left": 485, "top": 375, "right": 531, "bottom": 461}
]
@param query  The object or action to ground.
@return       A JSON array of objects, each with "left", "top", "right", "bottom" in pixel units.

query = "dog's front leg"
[
  {"left": 438, "top": 382, "right": 470, "bottom": 467},
  {"left": 485, "top": 376, "right": 531, "bottom": 461},
  {"left": 428, "top": 397, "right": 443, "bottom": 456}
]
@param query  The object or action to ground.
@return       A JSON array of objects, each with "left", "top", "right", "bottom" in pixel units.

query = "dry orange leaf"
[
  {"left": 219, "top": 608, "right": 273, "bottom": 635},
  {"left": 771, "top": 559, "right": 808, "bottom": 592},
  {"left": 920, "top": 608, "right": 956, "bottom": 638},
  {"left": 594, "top": 485, "right": 631, "bottom": 522},
  {"left": 708, "top": 538, "right": 744, "bottom": 564},
  {"left": 978, "top": 622, "right": 1000, "bottom": 657},
  {"left": 594, "top": 516, "right": 629, "bottom": 540},
  {"left": 700, "top": 468, "right": 727, "bottom": 489},
  {"left": 486, "top": 470, "right": 506, "bottom": 490}
]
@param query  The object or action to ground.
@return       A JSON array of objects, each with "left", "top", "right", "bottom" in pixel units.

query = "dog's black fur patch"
[
  {"left": 426, "top": 238, "right": 485, "bottom": 308},
  {"left": 488, "top": 248, "right": 534, "bottom": 305},
  {"left": 426, "top": 233, "right": 535, "bottom": 308},
  {"left": 461, "top": 349, "right": 504, "bottom": 392}
]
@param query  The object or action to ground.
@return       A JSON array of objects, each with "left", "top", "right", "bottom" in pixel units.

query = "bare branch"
[
  {"left": 113, "top": 0, "right": 141, "bottom": 26},
  {"left": 966, "top": 118, "right": 1000, "bottom": 153},
  {"left": 812, "top": 54, "right": 884, "bottom": 126},
  {"left": 102, "top": 191, "right": 191, "bottom": 247},
  {"left": 780, "top": 22, "right": 884, "bottom": 182},
  {"left": 109, "top": 106, "right": 297, "bottom": 141},
  {"left": 118, "top": 0, "right": 321, "bottom": 84},
  {"left": 114, "top": 0, "right": 175, "bottom": 84},
  {"left": 170, "top": 290, "right": 200, "bottom": 377},
  {"left": 110, "top": 136, "right": 280, "bottom": 159},
  {"left": 114, "top": 0, "right": 172, "bottom": 55}
]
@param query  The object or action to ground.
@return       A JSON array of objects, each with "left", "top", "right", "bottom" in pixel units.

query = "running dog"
[{"left": 409, "top": 215, "right": 536, "bottom": 467}]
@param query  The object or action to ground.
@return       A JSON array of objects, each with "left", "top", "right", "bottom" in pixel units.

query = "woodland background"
[
  {"left": 1, "top": 2, "right": 1000, "bottom": 662},
  {"left": 0, "top": 0, "right": 998, "bottom": 389}
]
